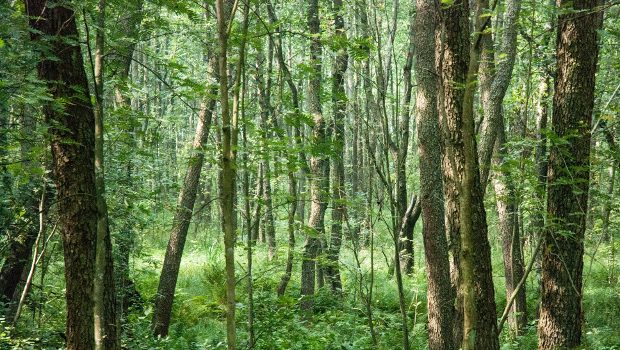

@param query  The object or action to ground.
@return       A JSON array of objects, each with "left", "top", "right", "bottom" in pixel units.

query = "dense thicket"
[{"left": 1, "top": 0, "right": 619, "bottom": 349}]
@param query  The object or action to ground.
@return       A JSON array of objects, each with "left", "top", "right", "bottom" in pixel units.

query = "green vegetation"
[{"left": 1, "top": 0, "right": 620, "bottom": 349}]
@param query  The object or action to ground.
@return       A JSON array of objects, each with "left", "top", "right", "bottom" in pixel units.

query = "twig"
[{"left": 498, "top": 235, "right": 543, "bottom": 331}]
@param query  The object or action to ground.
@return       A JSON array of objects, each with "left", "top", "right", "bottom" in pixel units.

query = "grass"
[{"left": 2, "top": 209, "right": 618, "bottom": 349}]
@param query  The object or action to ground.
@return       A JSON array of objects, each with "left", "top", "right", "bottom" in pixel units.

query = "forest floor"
[
  {"left": 122, "top": 214, "right": 620, "bottom": 350},
  {"left": 2, "top": 212, "right": 619, "bottom": 349}
]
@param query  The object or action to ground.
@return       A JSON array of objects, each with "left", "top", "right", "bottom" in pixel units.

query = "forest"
[{"left": 0, "top": 0, "right": 619, "bottom": 349}]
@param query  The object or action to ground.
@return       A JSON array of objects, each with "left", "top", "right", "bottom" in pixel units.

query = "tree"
[
  {"left": 90, "top": 1, "right": 120, "bottom": 348},
  {"left": 300, "top": 0, "right": 329, "bottom": 312},
  {"left": 437, "top": 0, "right": 499, "bottom": 347},
  {"left": 477, "top": 0, "right": 526, "bottom": 333},
  {"left": 215, "top": 0, "right": 238, "bottom": 348},
  {"left": 151, "top": 80, "right": 216, "bottom": 338},
  {"left": 325, "top": 0, "right": 348, "bottom": 293},
  {"left": 25, "top": 1, "right": 99, "bottom": 348},
  {"left": 538, "top": 0, "right": 603, "bottom": 347},
  {"left": 414, "top": 0, "right": 456, "bottom": 348},
  {"left": 151, "top": 34, "right": 217, "bottom": 337}
]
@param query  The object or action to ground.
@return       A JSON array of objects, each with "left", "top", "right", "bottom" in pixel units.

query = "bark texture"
[
  {"left": 25, "top": 1, "right": 98, "bottom": 348},
  {"left": 300, "top": 0, "right": 328, "bottom": 312},
  {"left": 538, "top": 0, "right": 602, "bottom": 348},
  {"left": 215, "top": 0, "right": 237, "bottom": 348},
  {"left": 414, "top": 1, "right": 456, "bottom": 348},
  {"left": 435, "top": 2, "right": 467, "bottom": 343},
  {"left": 438, "top": 1, "right": 499, "bottom": 348},
  {"left": 477, "top": 0, "right": 526, "bottom": 333},
  {"left": 326, "top": 0, "right": 348, "bottom": 293},
  {"left": 152, "top": 95, "right": 215, "bottom": 337},
  {"left": 92, "top": 1, "right": 120, "bottom": 348}
]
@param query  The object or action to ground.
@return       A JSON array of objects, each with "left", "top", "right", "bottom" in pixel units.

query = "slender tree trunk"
[
  {"left": 301, "top": 0, "right": 329, "bottom": 313},
  {"left": 492, "top": 125, "right": 527, "bottom": 332},
  {"left": 252, "top": 166, "right": 263, "bottom": 243},
  {"left": 601, "top": 164, "right": 616, "bottom": 242},
  {"left": 278, "top": 169, "right": 297, "bottom": 296},
  {"left": 235, "top": 6, "right": 251, "bottom": 346},
  {"left": 91, "top": 1, "right": 120, "bottom": 348},
  {"left": 11, "top": 187, "right": 47, "bottom": 325},
  {"left": 262, "top": 161, "right": 276, "bottom": 257},
  {"left": 242, "top": 125, "right": 255, "bottom": 349},
  {"left": 414, "top": 1, "right": 456, "bottom": 347},
  {"left": 533, "top": 75, "right": 551, "bottom": 285},
  {"left": 152, "top": 70, "right": 216, "bottom": 337},
  {"left": 326, "top": 0, "right": 348, "bottom": 294},
  {"left": 268, "top": 2, "right": 303, "bottom": 296},
  {"left": 538, "top": 1, "right": 602, "bottom": 347},
  {"left": 477, "top": 0, "right": 526, "bottom": 334},
  {"left": 26, "top": 2, "right": 98, "bottom": 348},
  {"left": 215, "top": 1, "right": 238, "bottom": 348},
  {"left": 254, "top": 38, "right": 276, "bottom": 258},
  {"left": 397, "top": 6, "right": 416, "bottom": 275}
]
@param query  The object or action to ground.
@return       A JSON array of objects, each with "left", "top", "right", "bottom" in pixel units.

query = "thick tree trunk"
[
  {"left": 414, "top": 1, "right": 456, "bottom": 347},
  {"left": 438, "top": 1, "right": 499, "bottom": 348},
  {"left": 461, "top": 2, "right": 500, "bottom": 347},
  {"left": 538, "top": 1, "right": 602, "bottom": 348},
  {"left": 25, "top": 2, "right": 98, "bottom": 348},
  {"left": 152, "top": 86, "right": 216, "bottom": 338},
  {"left": 300, "top": 0, "right": 328, "bottom": 313},
  {"left": 436, "top": 2, "right": 467, "bottom": 344}
]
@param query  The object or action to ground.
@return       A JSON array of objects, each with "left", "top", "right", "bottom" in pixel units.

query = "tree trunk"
[
  {"left": 438, "top": 1, "right": 499, "bottom": 348},
  {"left": 492, "top": 125, "right": 527, "bottom": 332},
  {"left": 215, "top": 1, "right": 237, "bottom": 348},
  {"left": 252, "top": 165, "right": 263, "bottom": 243},
  {"left": 91, "top": 1, "right": 120, "bottom": 348},
  {"left": 152, "top": 75, "right": 216, "bottom": 337},
  {"left": 278, "top": 169, "right": 298, "bottom": 296},
  {"left": 538, "top": 1, "right": 602, "bottom": 347},
  {"left": 255, "top": 38, "right": 277, "bottom": 258},
  {"left": 397, "top": 6, "right": 416, "bottom": 275},
  {"left": 435, "top": 3, "right": 465, "bottom": 343},
  {"left": 533, "top": 74, "right": 551, "bottom": 287},
  {"left": 477, "top": 0, "right": 526, "bottom": 334},
  {"left": 326, "top": 0, "right": 348, "bottom": 294},
  {"left": 25, "top": 2, "right": 98, "bottom": 348},
  {"left": 301, "top": 0, "right": 328, "bottom": 313},
  {"left": 413, "top": 1, "right": 456, "bottom": 347}
]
